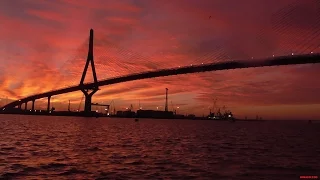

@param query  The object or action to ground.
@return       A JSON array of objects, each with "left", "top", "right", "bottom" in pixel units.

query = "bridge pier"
[
  {"left": 47, "top": 96, "right": 51, "bottom": 112},
  {"left": 24, "top": 102, "right": 27, "bottom": 111},
  {"left": 31, "top": 100, "right": 35, "bottom": 111},
  {"left": 81, "top": 88, "right": 98, "bottom": 115}
]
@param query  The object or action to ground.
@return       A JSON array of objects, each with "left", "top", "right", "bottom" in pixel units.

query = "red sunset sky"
[{"left": 0, "top": 0, "right": 319, "bottom": 120}]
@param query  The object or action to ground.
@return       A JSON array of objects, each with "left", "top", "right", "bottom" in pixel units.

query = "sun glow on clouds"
[{"left": 0, "top": 0, "right": 320, "bottom": 120}]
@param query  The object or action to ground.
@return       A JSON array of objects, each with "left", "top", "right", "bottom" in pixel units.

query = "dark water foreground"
[{"left": 0, "top": 115, "right": 319, "bottom": 180}]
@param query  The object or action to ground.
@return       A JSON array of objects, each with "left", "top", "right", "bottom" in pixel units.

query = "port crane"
[
  {"left": 78, "top": 94, "right": 85, "bottom": 111},
  {"left": 109, "top": 100, "right": 116, "bottom": 115},
  {"left": 78, "top": 95, "right": 111, "bottom": 114},
  {"left": 171, "top": 101, "right": 176, "bottom": 114}
]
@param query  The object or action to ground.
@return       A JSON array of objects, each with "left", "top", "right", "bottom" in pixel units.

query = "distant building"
[
  {"left": 187, "top": 114, "right": 196, "bottom": 119},
  {"left": 174, "top": 114, "right": 185, "bottom": 119},
  {"left": 116, "top": 111, "right": 123, "bottom": 116},
  {"left": 136, "top": 110, "right": 174, "bottom": 119},
  {"left": 116, "top": 110, "right": 135, "bottom": 118},
  {"left": 207, "top": 111, "right": 234, "bottom": 120}
]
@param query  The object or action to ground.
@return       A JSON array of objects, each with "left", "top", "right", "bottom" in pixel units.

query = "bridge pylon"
[{"left": 79, "top": 29, "right": 99, "bottom": 115}]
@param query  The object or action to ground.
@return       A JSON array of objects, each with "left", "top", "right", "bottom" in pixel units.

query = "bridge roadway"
[{"left": 1, "top": 53, "right": 320, "bottom": 110}]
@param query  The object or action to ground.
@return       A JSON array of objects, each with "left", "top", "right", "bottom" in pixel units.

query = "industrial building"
[
  {"left": 136, "top": 110, "right": 174, "bottom": 119},
  {"left": 116, "top": 110, "right": 136, "bottom": 118}
]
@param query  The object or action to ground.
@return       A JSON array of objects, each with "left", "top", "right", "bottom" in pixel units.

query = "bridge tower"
[
  {"left": 165, "top": 88, "right": 168, "bottom": 112},
  {"left": 79, "top": 29, "right": 99, "bottom": 115}
]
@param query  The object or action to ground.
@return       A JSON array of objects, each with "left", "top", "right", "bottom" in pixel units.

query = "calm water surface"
[{"left": 0, "top": 115, "right": 319, "bottom": 179}]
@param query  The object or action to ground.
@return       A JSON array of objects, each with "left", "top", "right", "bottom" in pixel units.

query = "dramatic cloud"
[{"left": 0, "top": 0, "right": 319, "bottom": 120}]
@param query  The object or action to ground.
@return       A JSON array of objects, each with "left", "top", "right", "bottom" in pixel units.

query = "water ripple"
[{"left": 0, "top": 116, "right": 319, "bottom": 179}]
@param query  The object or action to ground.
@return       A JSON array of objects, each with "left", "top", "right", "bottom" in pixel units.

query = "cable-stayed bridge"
[{"left": 1, "top": 29, "right": 320, "bottom": 115}]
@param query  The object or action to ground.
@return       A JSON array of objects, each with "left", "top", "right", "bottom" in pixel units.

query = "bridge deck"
[{"left": 1, "top": 53, "right": 320, "bottom": 110}]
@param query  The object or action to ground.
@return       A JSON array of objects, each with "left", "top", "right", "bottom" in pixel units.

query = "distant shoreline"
[{"left": 0, "top": 113, "right": 318, "bottom": 121}]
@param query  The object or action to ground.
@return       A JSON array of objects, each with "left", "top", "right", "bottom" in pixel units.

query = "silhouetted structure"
[
  {"left": 1, "top": 29, "right": 320, "bottom": 114},
  {"left": 165, "top": 88, "right": 168, "bottom": 112},
  {"left": 91, "top": 103, "right": 110, "bottom": 114},
  {"left": 116, "top": 110, "right": 135, "bottom": 118},
  {"left": 80, "top": 29, "right": 99, "bottom": 116},
  {"left": 187, "top": 114, "right": 196, "bottom": 119},
  {"left": 68, "top": 100, "right": 71, "bottom": 111},
  {"left": 137, "top": 110, "right": 174, "bottom": 119},
  {"left": 207, "top": 109, "right": 234, "bottom": 121}
]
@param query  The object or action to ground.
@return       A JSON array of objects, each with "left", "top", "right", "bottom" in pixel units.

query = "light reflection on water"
[{"left": 0, "top": 115, "right": 319, "bottom": 179}]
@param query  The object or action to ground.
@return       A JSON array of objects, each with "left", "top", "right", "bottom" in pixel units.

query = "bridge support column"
[
  {"left": 47, "top": 96, "right": 51, "bottom": 112},
  {"left": 24, "top": 102, "right": 27, "bottom": 111},
  {"left": 81, "top": 89, "right": 98, "bottom": 115},
  {"left": 79, "top": 29, "right": 99, "bottom": 116},
  {"left": 18, "top": 104, "right": 21, "bottom": 109},
  {"left": 31, "top": 100, "right": 35, "bottom": 111}
]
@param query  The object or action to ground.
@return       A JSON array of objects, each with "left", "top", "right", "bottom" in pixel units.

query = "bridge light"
[
  {"left": 178, "top": 66, "right": 180, "bottom": 68},
  {"left": 40, "top": 110, "right": 41, "bottom": 112},
  {"left": 291, "top": 53, "right": 294, "bottom": 55},
  {"left": 273, "top": 55, "right": 275, "bottom": 57},
  {"left": 96, "top": 110, "right": 98, "bottom": 112},
  {"left": 191, "top": 64, "right": 193, "bottom": 66},
  {"left": 311, "top": 52, "right": 313, "bottom": 54},
  {"left": 30, "top": 110, "right": 32, "bottom": 111},
  {"left": 107, "top": 113, "right": 110, "bottom": 116},
  {"left": 2, "top": 108, "right": 5, "bottom": 110},
  {"left": 105, "top": 108, "right": 108, "bottom": 111},
  {"left": 157, "top": 107, "right": 159, "bottom": 110},
  {"left": 251, "top": 57, "right": 253, "bottom": 59}
]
